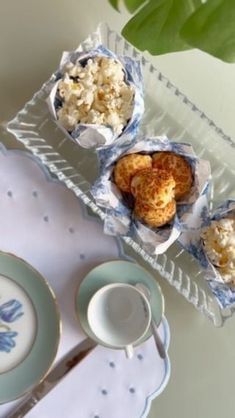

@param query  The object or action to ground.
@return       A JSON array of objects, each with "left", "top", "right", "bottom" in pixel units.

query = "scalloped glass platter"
[{"left": 5, "top": 23, "right": 235, "bottom": 326}]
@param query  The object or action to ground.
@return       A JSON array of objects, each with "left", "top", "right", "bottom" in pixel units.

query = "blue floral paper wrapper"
[
  {"left": 179, "top": 199, "right": 235, "bottom": 308},
  {"left": 92, "top": 135, "right": 211, "bottom": 255},
  {"left": 47, "top": 44, "right": 144, "bottom": 149}
]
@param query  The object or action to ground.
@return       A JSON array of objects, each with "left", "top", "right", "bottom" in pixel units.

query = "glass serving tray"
[{"left": 6, "top": 23, "right": 235, "bottom": 326}]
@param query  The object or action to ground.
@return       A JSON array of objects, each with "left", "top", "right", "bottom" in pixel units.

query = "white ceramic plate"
[{"left": 0, "top": 251, "right": 61, "bottom": 404}]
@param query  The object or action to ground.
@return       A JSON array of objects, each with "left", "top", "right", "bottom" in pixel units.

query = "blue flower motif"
[
  {"left": 212, "top": 199, "right": 235, "bottom": 221},
  {"left": 0, "top": 331, "right": 18, "bottom": 353},
  {"left": 171, "top": 142, "right": 190, "bottom": 155},
  {"left": 186, "top": 242, "right": 208, "bottom": 268},
  {"left": 208, "top": 281, "right": 235, "bottom": 309},
  {"left": 200, "top": 205, "right": 210, "bottom": 225},
  {"left": 0, "top": 299, "right": 24, "bottom": 323}
]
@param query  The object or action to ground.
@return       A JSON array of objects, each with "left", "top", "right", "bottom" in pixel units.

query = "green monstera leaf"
[
  {"left": 181, "top": 0, "right": 235, "bottom": 63},
  {"left": 109, "top": 0, "right": 119, "bottom": 10},
  {"left": 108, "top": 0, "right": 235, "bottom": 62},
  {"left": 122, "top": 0, "right": 195, "bottom": 55},
  {"left": 124, "top": 0, "right": 146, "bottom": 13}
]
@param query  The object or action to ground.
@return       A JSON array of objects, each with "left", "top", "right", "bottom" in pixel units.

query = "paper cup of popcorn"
[
  {"left": 91, "top": 135, "right": 211, "bottom": 255},
  {"left": 179, "top": 199, "right": 235, "bottom": 308},
  {"left": 47, "top": 44, "right": 144, "bottom": 149}
]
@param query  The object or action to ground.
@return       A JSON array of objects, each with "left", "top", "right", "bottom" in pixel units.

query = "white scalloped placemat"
[{"left": 0, "top": 144, "right": 170, "bottom": 418}]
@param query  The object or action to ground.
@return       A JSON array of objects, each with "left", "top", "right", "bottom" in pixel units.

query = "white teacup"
[{"left": 87, "top": 283, "right": 151, "bottom": 358}]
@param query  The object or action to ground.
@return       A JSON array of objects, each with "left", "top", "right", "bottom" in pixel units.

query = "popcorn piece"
[
  {"left": 201, "top": 217, "right": 235, "bottom": 284},
  {"left": 56, "top": 56, "right": 134, "bottom": 135},
  {"left": 131, "top": 168, "right": 175, "bottom": 209},
  {"left": 134, "top": 199, "right": 176, "bottom": 228},
  {"left": 57, "top": 106, "right": 80, "bottom": 131},
  {"left": 114, "top": 154, "right": 152, "bottom": 193},
  {"left": 99, "top": 56, "right": 124, "bottom": 83},
  {"left": 152, "top": 152, "right": 193, "bottom": 200}
]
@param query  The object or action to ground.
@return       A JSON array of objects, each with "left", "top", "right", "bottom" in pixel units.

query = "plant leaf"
[
  {"left": 108, "top": 0, "right": 119, "bottom": 11},
  {"left": 122, "top": 0, "right": 199, "bottom": 55},
  {"left": 181, "top": 0, "right": 235, "bottom": 62},
  {"left": 124, "top": 0, "right": 147, "bottom": 13},
  {"left": 191, "top": 0, "right": 202, "bottom": 7}
]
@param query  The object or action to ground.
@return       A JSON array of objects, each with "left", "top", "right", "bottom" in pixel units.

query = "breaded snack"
[
  {"left": 134, "top": 199, "right": 176, "bottom": 227},
  {"left": 152, "top": 152, "right": 193, "bottom": 200},
  {"left": 113, "top": 153, "right": 152, "bottom": 193},
  {"left": 131, "top": 168, "right": 175, "bottom": 208}
]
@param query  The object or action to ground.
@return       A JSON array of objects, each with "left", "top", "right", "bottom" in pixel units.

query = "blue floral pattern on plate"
[
  {"left": 47, "top": 44, "right": 144, "bottom": 149},
  {"left": 92, "top": 135, "right": 211, "bottom": 255},
  {"left": 0, "top": 331, "right": 18, "bottom": 353},
  {"left": 0, "top": 299, "right": 24, "bottom": 353}
]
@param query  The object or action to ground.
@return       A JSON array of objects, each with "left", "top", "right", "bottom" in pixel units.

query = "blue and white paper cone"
[
  {"left": 179, "top": 199, "right": 235, "bottom": 308},
  {"left": 47, "top": 45, "right": 144, "bottom": 149},
  {"left": 92, "top": 135, "right": 211, "bottom": 255}
]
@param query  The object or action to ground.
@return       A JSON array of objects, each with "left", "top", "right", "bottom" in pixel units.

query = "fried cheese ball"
[
  {"left": 131, "top": 168, "right": 175, "bottom": 208},
  {"left": 113, "top": 153, "right": 152, "bottom": 193},
  {"left": 152, "top": 152, "right": 193, "bottom": 200},
  {"left": 134, "top": 199, "right": 176, "bottom": 227}
]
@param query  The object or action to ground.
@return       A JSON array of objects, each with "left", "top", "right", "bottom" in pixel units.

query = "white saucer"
[{"left": 75, "top": 260, "right": 164, "bottom": 347}]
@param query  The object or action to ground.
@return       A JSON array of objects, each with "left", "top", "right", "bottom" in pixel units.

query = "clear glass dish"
[{"left": 6, "top": 23, "right": 235, "bottom": 326}]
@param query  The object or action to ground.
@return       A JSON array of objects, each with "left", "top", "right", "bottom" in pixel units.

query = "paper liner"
[
  {"left": 47, "top": 45, "right": 144, "bottom": 149},
  {"left": 179, "top": 199, "right": 235, "bottom": 308},
  {"left": 92, "top": 135, "right": 211, "bottom": 255}
]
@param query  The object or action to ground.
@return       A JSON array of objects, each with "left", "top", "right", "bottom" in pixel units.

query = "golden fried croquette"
[
  {"left": 152, "top": 152, "right": 192, "bottom": 200},
  {"left": 134, "top": 199, "right": 176, "bottom": 227},
  {"left": 131, "top": 168, "right": 175, "bottom": 208},
  {"left": 113, "top": 153, "right": 152, "bottom": 193}
]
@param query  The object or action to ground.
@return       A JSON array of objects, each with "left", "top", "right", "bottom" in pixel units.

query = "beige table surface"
[{"left": 1, "top": 1, "right": 235, "bottom": 417}]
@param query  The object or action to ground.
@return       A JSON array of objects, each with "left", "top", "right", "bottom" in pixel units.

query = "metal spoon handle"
[
  {"left": 150, "top": 322, "right": 166, "bottom": 359},
  {"left": 135, "top": 282, "right": 166, "bottom": 359}
]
